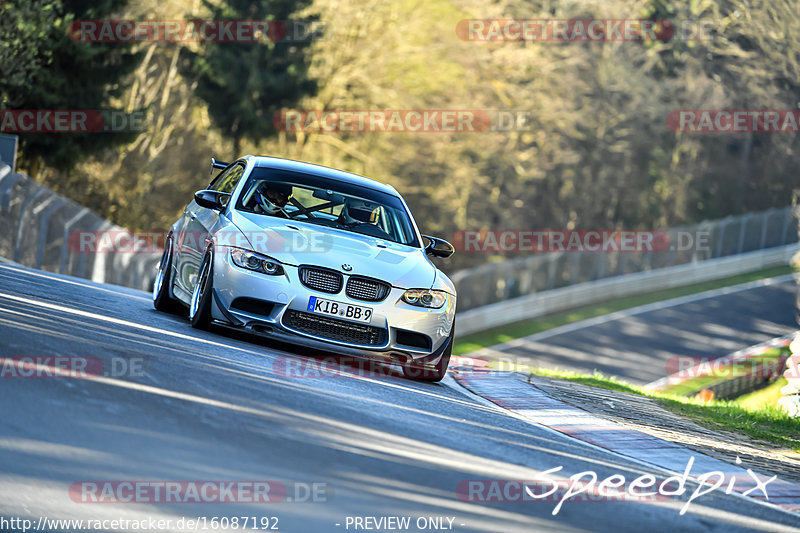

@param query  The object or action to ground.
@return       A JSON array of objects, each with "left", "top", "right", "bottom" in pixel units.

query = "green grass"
[
  {"left": 527, "top": 367, "right": 645, "bottom": 394},
  {"left": 736, "top": 377, "right": 788, "bottom": 411},
  {"left": 454, "top": 265, "right": 793, "bottom": 355},
  {"left": 525, "top": 368, "right": 800, "bottom": 451},
  {"left": 655, "top": 348, "right": 789, "bottom": 397}
]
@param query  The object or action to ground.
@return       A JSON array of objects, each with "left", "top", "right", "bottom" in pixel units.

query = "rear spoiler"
[{"left": 211, "top": 157, "right": 230, "bottom": 171}]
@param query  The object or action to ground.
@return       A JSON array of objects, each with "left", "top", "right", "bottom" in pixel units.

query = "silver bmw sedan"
[{"left": 153, "top": 155, "right": 457, "bottom": 381}]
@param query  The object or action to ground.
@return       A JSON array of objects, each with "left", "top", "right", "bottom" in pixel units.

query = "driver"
[
  {"left": 254, "top": 181, "right": 293, "bottom": 217},
  {"left": 339, "top": 199, "right": 377, "bottom": 226}
]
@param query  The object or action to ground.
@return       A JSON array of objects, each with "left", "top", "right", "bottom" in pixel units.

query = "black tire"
[
  {"left": 189, "top": 250, "right": 214, "bottom": 329},
  {"left": 403, "top": 320, "right": 454, "bottom": 382},
  {"left": 153, "top": 235, "right": 182, "bottom": 314}
]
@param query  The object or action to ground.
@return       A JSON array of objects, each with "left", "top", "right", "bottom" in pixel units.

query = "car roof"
[{"left": 247, "top": 156, "right": 400, "bottom": 196}]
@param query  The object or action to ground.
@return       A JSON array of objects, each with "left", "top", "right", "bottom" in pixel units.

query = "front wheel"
[{"left": 189, "top": 250, "right": 214, "bottom": 329}]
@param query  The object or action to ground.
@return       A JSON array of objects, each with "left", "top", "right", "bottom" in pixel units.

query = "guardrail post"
[
  {"left": 780, "top": 207, "right": 792, "bottom": 245},
  {"left": 0, "top": 167, "right": 22, "bottom": 212},
  {"left": 569, "top": 253, "right": 580, "bottom": 283},
  {"left": 596, "top": 252, "right": 607, "bottom": 280},
  {"left": 115, "top": 253, "right": 131, "bottom": 286},
  {"left": 697, "top": 222, "right": 713, "bottom": 262},
  {"left": 642, "top": 248, "right": 652, "bottom": 271},
  {"left": 667, "top": 229, "right": 677, "bottom": 266},
  {"left": 759, "top": 208, "right": 774, "bottom": 249},
  {"left": 60, "top": 208, "right": 91, "bottom": 274},
  {"left": 35, "top": 197, "right": 67, "bottom": 269},
  {"left": 547, "top": 253, "right": 558, "bottom": 290},
  {"left": 619, "top": 250, "right": 628, "bottom": 275},
  {"left": 80, "top": 219, "right": 109, "bottom": 280},
  {"left": 90, "top": 221, "right": 115, "bottom": 284},
  {"left": 133, "top": 256, "right": 143, "bottom": 291},
  {"left": 714, "top": 217, "right": 731, "bottom": 258},
  {"left": 737, "top": 214, "right": 752, "bottom": 254},
  {"left": 13, "top": 187, "right": 46, "bottom": 263}
]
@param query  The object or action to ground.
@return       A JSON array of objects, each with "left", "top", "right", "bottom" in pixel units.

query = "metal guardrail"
[
  {"left": 455, "top": 244, "right": 797, "bottom": 337},
  {"left": 0, "top": 163, "right": 159, "bottom": 291},
  {"left": 452, "top": 207, "right": 797, "bottom": 312},
  {"left": 644, "top": 335, "right": 793, "bottom": 399}
]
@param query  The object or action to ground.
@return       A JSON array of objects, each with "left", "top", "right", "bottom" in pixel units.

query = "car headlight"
[
  {"left": 230, "top": 248, "right": 284, "bottom": 276},
  {"left": 402, "top": 289, "right": 448, "bottom": 309}
]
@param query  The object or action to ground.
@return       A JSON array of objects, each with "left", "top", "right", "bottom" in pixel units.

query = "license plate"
[{"left": 307, "top": 296, "right": 373, "bottom": 323}]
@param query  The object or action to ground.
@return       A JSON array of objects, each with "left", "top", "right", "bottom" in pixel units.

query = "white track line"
[
  {"left": 0, "top": 262, "right": 150, "bottom": 301},
  {"left": 475, "top": 273, "right": 796, "bottom": 356}
]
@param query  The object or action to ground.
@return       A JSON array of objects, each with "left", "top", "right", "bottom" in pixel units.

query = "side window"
[
  {"left": 208, "top": 165, "right": 231, "bottom": 191},
  {"left": 209, "top": 164, "right": 245, "bottom": 194}
]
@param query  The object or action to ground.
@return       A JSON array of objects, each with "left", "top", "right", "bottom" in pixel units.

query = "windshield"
[{"left": 235, "top": 167, "right": 420, "bottom": 247}]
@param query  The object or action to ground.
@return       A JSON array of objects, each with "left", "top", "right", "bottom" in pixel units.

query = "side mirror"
[
  {"left": 422, "top": 235, "right": 455, "bottom": 258},
  {"left": 194, "top": 189, "right": 230, "bottom": 211}
]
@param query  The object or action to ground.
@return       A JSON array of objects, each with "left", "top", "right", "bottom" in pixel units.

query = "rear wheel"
[
  {"left": 189, "top": 250, "right": 214, "bottom": 329},
  {"left": 153, "top": 235, "right": 182, "bottom": 314}
]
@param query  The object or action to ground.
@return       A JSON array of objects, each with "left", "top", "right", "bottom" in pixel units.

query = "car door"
[
  {"left": 180, "top": 162, "right": 246, "bottom": 295},
  {"left": 172, "top": 163, "right": 236, "bottom": 295}
]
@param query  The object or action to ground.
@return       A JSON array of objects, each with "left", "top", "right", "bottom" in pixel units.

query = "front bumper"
[{"left": 209, "top": 249, "right": 456, "bottom": 365}]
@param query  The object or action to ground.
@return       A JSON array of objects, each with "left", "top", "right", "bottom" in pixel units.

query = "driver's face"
[{"left": 266, "top": 190, "right": 290, "bottom": 207}]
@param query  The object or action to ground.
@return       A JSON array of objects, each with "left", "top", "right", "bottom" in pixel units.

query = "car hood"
[{"left": 225, "top": 210, "right": 437, "bottom": 289}]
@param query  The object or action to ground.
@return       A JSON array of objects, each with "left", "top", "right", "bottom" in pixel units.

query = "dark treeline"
[{"left": 2, "top": 0, "right": 799, "bottom": 271}]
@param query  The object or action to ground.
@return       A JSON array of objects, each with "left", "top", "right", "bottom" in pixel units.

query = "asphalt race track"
[
  {"left": 479, "top": 275, "right": 798, "bottom": 385},
  {"left": 1, "top": 262, "right": 799, "bottom": 532}
]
